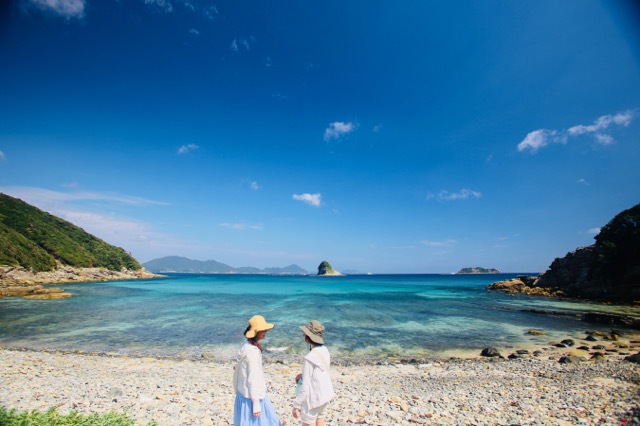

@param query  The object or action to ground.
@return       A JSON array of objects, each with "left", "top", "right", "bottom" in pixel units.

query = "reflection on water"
[{"left": 0, "top": 274, "right": 636, "bottom": 360}]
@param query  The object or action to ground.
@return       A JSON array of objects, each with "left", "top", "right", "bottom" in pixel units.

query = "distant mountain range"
[{"left": 143, "top": 256, "right": 309, "bottom": 275}]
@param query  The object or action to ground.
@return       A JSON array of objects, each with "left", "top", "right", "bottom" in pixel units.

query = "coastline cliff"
[
  {"left": 487, "top": 203, "right": 640, "bottom": 305},
  {"left": 0, "top": 193, "right": 160, "bottom": 298}
]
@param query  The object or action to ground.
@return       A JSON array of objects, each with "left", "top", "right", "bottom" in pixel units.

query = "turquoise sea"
[{"left": 0, "top": 274, "right": 637, "bottom": 361}]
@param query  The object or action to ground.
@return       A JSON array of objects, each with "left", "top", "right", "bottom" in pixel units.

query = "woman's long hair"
[{"left": 244, "top": 325, "right": 263, "bottom": 352}]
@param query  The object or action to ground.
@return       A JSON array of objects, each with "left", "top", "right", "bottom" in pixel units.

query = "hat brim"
[
  {"left": 245, "top": 322, "right": 274, "bottom": 338},
  {"left": 300, "top": 325, "right": 324, "bottom": 344}
]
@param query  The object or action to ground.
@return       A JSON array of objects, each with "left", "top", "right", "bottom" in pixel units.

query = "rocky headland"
[
  {"left": 488, "top": 203, "right": 640, "bottom": 305},
  {"left": 0, "top": 193, "right": 163, "bottom": 299},
  {"left": 0, "top": 265, "right": 162, "bottom": 299}
]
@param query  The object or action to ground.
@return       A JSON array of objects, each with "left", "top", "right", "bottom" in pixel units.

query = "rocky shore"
[
  {"left": 1, "top": 330, "right": 640, "bottom": 426},
  {"left": 0, "top": 265, "right": 163, "bottom": 299}
]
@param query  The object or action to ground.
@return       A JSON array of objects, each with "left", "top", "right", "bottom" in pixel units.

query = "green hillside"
[{"left": 0, "top": 193, "right": 142, "bottom": 272}]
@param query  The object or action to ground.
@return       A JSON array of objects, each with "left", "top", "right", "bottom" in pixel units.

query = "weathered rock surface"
[
  {"left": 317, "top": 260, "right": 343, "bottom": 276},
  {"left": 0, "top": 265, "right": 163, "bottom": 299},
  {"left": 486, "top": 275, "right": 565, "bottom": 298}
]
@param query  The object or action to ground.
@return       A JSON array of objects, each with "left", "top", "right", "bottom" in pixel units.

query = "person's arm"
[
  {"left": 293, "top": 359, "right": 313, "bottom": 408},
  {"left": 246, "top": 349, "right": 262, "bottom": 415}
]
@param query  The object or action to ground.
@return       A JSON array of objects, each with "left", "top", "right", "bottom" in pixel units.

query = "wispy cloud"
[
  {"left": 0, "top": 151, "right": 5, "bottom": 160},
  {"left": 427, "top": 189, "right": 482, "bottom": 202},
  {"left": 293, "top": 193, "right": 322, "bottom": 207},
  {"left": 0, "top": 186, "right": 177, "bottom": 260},
  {"left": 178, "top": 144, "right": 199, "bottom": 154},
  {"left": 231, "top": 38, "right": 252, "bottom": 53},
  {"left": 0, "top": 186, "right": 168, "bottom": 207},
  {"left": 421, "top": 239, "right": 457, "bottom": 248},
  {"left": 219, "top": 222, "right": 263, "bottom": 231},
  {"left": 29, "top": 0, "right": 84, "bottom": 18},
  {"left": 518, "top": 110, "right": 635, "bottom": 153},
  {"left": 577, "top": 178, "right": 590, "bottom": 186},
  {"left": 517, "top": 129, "right": 566, "bottom": 152},
  {"left": 144, "top": 0, "right": 173, "bottom": 13},
  {"left": 324, "top": 121, "right": 357, "bottom": 142},
  {"left": 203, "top": 4, "right": 219, "bottom": 20},
  {"left": 250, "top": 181, "right": 262, "bottom": 191}
]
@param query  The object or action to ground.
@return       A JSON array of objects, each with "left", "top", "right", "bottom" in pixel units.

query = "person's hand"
[
  {"left": 292, "top": 407, "right": 300, "bottom": 419},
  {"left": 295, "top": 373, "right": 302, "bottom": 384},
  {"left": 253, "top": 410, "right": 261, "bottom": 417}
]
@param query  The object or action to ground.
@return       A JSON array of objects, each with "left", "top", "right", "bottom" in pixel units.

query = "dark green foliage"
[
  {"left": 0, "top": 405, "right": 157, "bottom": 426},
  {"left": 536, "top": 203, "right": 640, "bottom": 303},
  {"left": 457, "top": 267, "right": 500, "bottom": 274},
  {"left": 591, "top": 203, "right": 640, "bottom": 292},
  {"left": 0, "top": 193, "right": 142, "bottom": 272},
  {"left": 318, "top": 261, "right": 334, "bottom": 274}
]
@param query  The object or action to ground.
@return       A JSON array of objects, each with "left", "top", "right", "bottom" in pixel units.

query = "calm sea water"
[{"left": 0, "top": 274, "right": 637, "bottom": 361}]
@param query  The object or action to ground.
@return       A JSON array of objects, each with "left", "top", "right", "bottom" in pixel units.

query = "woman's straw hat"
[
  {"left": 300, "top": 320, "right": 325, "bottom": 344},
  {"left": 245, "top": 315, "right": 275, "bottom": 338}
]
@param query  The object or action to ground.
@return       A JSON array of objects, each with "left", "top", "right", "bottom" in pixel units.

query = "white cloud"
[
  {"left": 568, "top": 111, "right": 634, "bottom": 136},
  {"left": 587, "top": 227, "right": 601, "bottom": 235},
  {"left": 421, "top": 239, "right": 457, "bottom": 248},
  {"left": 203, "top": 5, "right": 219, "bottom": 19},
  {"left": 427, "top": 189, "right": 482, "bottom": 202},
  {"left": 594, "top": 133, "right": 614, "bottom": 145},
  {"left": 517, "top": 129, "right": 565, "bottom": 152},
  {"left": 178, "top": 144, "right": 199, "bottom": 154},
  {"left": 324, "top": 121, "right": 357, "bottom": 142},
  {"left": 519, "top": 110, "right": 635, "bottom": 153},
  {"left": 29, "top": 0, "right": 84, "bottom": 18},
  {"left": 577, "top": 178, "right": 590, "bottom": 186},
  {"left": 0, "top": 151, "right": 5, "bottom": 160},
  {"left": 0, "top": 186, "right": 168, "bottom": 207},
  {"left": 250, "top": 181, "right": 262, "bottom": 191},
  {"left": 219, "top": 222, "right": 263, "bottom": 231},
  {"left": 144, "top": 0, "right": 173, "bottom": 13},
  {"left": 230, "top": 38, "right": 252, "bottom": 53},
  {"left": 293, "top": 193, "right": 321, "bottom": 207}
]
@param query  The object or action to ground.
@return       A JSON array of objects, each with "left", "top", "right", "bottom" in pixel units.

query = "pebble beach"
[{"left": 2, "top": 334, "right": 640, "bottom": 426}]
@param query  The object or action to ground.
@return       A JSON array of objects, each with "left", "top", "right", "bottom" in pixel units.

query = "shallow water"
[{"left": 0, "top": 273, "right": 636, "bottom": 360}]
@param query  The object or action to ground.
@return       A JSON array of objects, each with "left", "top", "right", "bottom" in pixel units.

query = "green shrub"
[{"left": 0, "top": 405, "right": 157, "bottom": 426}]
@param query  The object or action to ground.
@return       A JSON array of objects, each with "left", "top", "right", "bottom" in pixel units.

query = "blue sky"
[{"left": 1, "top": 0, "right": 639, "bottom": 273}]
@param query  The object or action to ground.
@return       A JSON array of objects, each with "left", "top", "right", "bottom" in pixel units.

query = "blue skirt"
[{"left": 234, "top": 392, "right": 281, "bottom": 426}]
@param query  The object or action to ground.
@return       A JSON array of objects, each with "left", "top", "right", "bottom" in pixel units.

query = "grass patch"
[{"left": 0, "top": 406, "right": 157, "bottom": 426}]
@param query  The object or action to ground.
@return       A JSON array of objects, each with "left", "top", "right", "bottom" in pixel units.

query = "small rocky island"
[
  {"left": 317, "top": 260, "right": 343, "bottom": 276},
  {"left": 457, "top": 267, "right": 500, "bottom": 274}
]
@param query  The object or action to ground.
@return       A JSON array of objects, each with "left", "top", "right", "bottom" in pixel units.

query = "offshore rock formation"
[
  {"left": 317, "top": 260, "right": 342, "bottom": 276},
  {"left": 457, "top": 267, "right": 501, "bottom": 274},
  {"left": 487, "top": 203, "right": 640, "bottom": 304}
]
